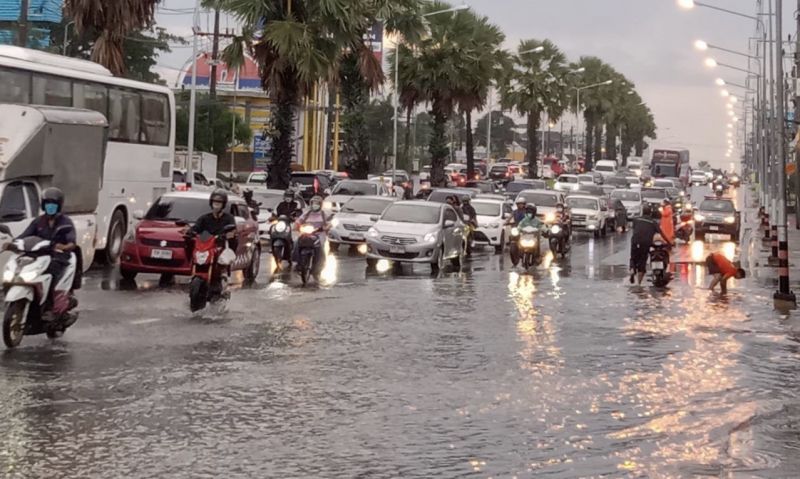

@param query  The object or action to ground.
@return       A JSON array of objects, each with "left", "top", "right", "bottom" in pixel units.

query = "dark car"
[
  {"left": 290, "top": 171, "right": 332, "bottom": 200},
  {"left": 504, "top": 180, "right": 547, "bottom": 199},
  {"left": 577, "top": 184, "right": 606, "bottom": 197},
  {"left": 694, "top": 197, "right": 740, "bottom": 243},
  {"left": 606, "top": 197, "right": 628, "bottom": 231},
  {"left": 464, "top": 180, "right": 501, "bottom": 194},
  {"left": 427, "top": 188, "right": 478, "bottom": 204},
  {"left": 489, "top": 164, "right": 514, "bottom": 183}
]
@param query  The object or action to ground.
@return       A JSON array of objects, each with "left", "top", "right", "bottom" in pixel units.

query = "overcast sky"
[{"left": 153, "top": 0, "right": 793, "bottom": 169}]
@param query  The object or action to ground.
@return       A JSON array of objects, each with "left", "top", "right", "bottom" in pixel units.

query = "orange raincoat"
[{"left": 660, "top": 204, "right": 674, "bottom": 243}]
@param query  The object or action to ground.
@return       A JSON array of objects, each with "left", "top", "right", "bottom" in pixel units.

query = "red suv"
[{"left": 120, "top": 192, "right": 261, "bottom": 282}]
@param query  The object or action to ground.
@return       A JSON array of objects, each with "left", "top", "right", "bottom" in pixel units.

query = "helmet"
[
  {"left": 515, "top": 197, "right": 527, "bottom": 206},
  {"left": 641, "top": 202, "right": 653, "bottom": 217},
  {"left": 525, "top": 204, "right": 537, "bottom": 216},
  {"left": 462, "top": 196, "right": 471, "bottom": 203},
  {"left": 283, "top": 189, "right": 294, "bottom": 200},
  {"left": 209, "top": 189, "right": 229, "bottom": 208},
  {"left": 41, "top": 187, "right": 64, "bottom": 215},
  {"left": 555, "top": 202, "right": 564, "bottom": 211}
]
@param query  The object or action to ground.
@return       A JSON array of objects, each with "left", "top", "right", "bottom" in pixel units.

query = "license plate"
[
  {"left": 350, "top": 233, "right": 364, "bottom": 240},
  {"left": 651, "top": 261, "right": 664, "bottom": 269},
  {"left": 151, "top": 248, "right": 173, "bottom": 259},
  {"left": 709, "top": 226, "right": 719, "bottom": 231},
  {"left": 390, "top": 245, "right": 405, "bottom": 254}
]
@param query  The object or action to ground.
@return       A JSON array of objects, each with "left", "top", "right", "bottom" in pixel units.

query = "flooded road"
[{"left": 2, "top": 186, "right": 800, "bottom": 478}]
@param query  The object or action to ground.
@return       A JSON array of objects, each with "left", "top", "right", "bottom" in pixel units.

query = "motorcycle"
[
  {"left": 511, "top": 225, "right": 542, "bottom": 270},
  {"left": 296, "top": 223, "right": 324, "bottom": 286},
  {"left": 186, "top": 225, "right": 236, "bottom": 313},
  {"left": 463, "top": 214, "right": 477, "bottom": 256},
  {"left": 545, "top": 219, "right": 571, "bottom": 257},
  {"left": 649, "top": 240, "right": 673, "bottom": 287},
  {"left": 1, "top": 233, "right": 79, "bottom": 348},
  {"left": 675, "top": 205, "right": 694, "bottom": 243},
  {"left": 269, "top": 215, "right": 293, "bottom": 270}
]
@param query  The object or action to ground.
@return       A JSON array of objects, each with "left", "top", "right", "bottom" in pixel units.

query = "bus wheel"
[{"left": 100, "top": 210, "right": 126, "bottom": 265}]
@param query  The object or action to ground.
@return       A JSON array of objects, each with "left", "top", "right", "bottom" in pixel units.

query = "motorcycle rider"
[
  {"left": 5, "top": 187, "right": 77, "bottom": 318},
  {"left": 293, "top": 195, "right": 331, "bottom": 274},
  {"left": 188, "top": 189, "right": 238, "bottom": 293},
  {"left": 242, "top": 189, "right": 260, "bottom": 220},
  {"left": 554, "top": 202, "right": 571, "bottom": 238},
  {"left": 629, "top": 203, "right": 669, "bottom": 286},
  {"left": 275, "top": 190, "right": 303, "bottom": 219},
  {"left": 461, "top": 196, "right": 478, "bottom": 256},
  {"left": 517, "top": 204, "right": 545, "bottom": 231},
  {"left": 505, "top": 197, "right": 528, "bottom": 225},
  {"left": 659, "top": 199, "right": 675, "bottom": 244}
]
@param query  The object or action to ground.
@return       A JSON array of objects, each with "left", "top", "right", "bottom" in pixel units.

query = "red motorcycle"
[
  {"left": 186, "top": 225, "right": 236, "bottom": 312},
  {"left": 675, "top": 205, "right": 694, "bottom": 243}
]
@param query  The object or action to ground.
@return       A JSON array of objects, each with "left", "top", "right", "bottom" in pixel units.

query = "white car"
[
  {"left": 610, "top": 189, "right": 643, "bottom": 219},
  {"left": 625, "top": 176, "right": 642, "bottom": 190},
  {"left": 324, "top": 180, "right": 391, "bottom": 213},
  {"left": 328, "top": 196, "right": 397, "bottom": 250},
  {"left": 628, "top": 157, "right": 644, "bottom": 177},
  {"left": 594, "top": 160, "right": 618, "bottom": 179},
  {"left": 566, "top": 194, "right": 609, "bottom": 238},
  {"left": 514, "top": 189, "right": 566, "bottom": 224},
  {"left": 554, "top": 174, "right": 580, "bottom": 193},
  {"left": 691, "top": 171, "right": 708, "bottom": 186},
  {"left": 249, "top": 188, "right": 306, "bottom": 242},
  {"left": 472, "top": 199, "right": 513, "bottom": 254},
  {"left": 577, "top": 174, "right": 596, "bottom": 186}
]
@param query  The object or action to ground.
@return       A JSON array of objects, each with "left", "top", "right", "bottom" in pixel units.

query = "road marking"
[{"left": 131, "top": 318, "right": 162, "bottom": 325}]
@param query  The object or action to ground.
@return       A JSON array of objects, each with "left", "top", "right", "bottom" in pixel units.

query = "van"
[{"left": 594, "top": 160, "right": 618, "bottom": 178}]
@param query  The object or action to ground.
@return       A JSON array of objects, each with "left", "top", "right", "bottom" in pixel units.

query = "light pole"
[
  {"left": 392, "top": 4, "right": 469, "bottom": 176},
  {"left": 62, "top": 21, "right": 75, "bottom": 55},
  {"left": 574, "top": 80, "right": 613, "bottom": 165},
  {"left": 186, "top": 0, "right": 200, "bottom": 188}
]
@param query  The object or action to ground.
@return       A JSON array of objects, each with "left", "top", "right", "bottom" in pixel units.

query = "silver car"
[
  {"left": 366, "top": 201, "right": 465, "bottom": 271},
  {"left": 328, "top": 196, "right": 397, "bottom": 250},
  {"left": 323, "top": 180, "right": 390, "bottom": 213}
]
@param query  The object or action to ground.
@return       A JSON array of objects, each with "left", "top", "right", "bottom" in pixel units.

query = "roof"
[
  {"left": 162, "top": 191, "right": 245, "bottom": 203},
  {"left": 566, "top": 194, "right": 601, "bottom": 201},
  {"left": 396, "top": 200, "right": 441, "bottom": 209},
  {"left": 518, "top": 189, "right": 559, "bottom": 196},
  {"left": 472, "top": 198, "right": 505, "bottom": 204}
]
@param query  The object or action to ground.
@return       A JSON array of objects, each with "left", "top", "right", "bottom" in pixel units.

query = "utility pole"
[
  {"left": 775, "top": 0, "right": 797, "bottom": 308},
  {"left": 187, "top": 0, "right": 200, "bottom": 188},
  {"left": 17, "top": 0, "right": 29, "bottom": 47},
  {"left": 209, "top": 6, "right": 221, "bottom": 98},
  {"left": 794, "top": 0, "right": 800, "bottom": 229}
]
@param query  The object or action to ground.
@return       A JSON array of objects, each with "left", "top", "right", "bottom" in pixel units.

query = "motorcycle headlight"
[
  {"left": 511, "top": 227, "right": 520, "bottom": 236},
  {"left": 551, "top": 225, "right": 562, "bottom": 235},
  {"left": 194, "top": 251, "right": 210, "bottom": 265},
  {"left": 423, "top": 232, "right": 437, "bottom": 244},
  {"left": 724, "top": 216, "right": 736, "bottom": 224},
  {"left": 19, "top": 270, "right": 38, "bottom": 282},
  {"left": 544, "top": 212, "right": 556, "bottom": 223},
  {"left": 274, "top": 221, "right": 287, "bottom": 233},
  {"left": 367, "top": 227, "right": 379, "bottom": 238},
  {"left": 300, "top": 224, "right": 316, "bottom": 235},
  {"left": 694, "top": 214, "right": 705, "bottom": 222}
]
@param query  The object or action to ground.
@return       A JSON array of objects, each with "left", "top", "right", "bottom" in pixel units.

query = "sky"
[{"left": 151, "top": 0, "right": 794, "bottom": 170}]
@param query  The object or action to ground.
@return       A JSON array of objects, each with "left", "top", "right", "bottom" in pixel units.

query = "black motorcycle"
[
  {"left": 511, "top": 225, "right": 542, "bottom": 270},
  {"left": 649, "top": 240, "right": 673, "bottom": 287},
  {"left": 545, "top": 220, "right": 571, "bottom": 258},
  {"left": 269, "top": 215, "right": 293, "bottom": 270},
  {"left": 296, "top": 223, "right": 324, "bottom": 286}
]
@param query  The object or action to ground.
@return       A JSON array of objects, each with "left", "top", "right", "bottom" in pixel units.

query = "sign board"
[{"left": 253, "top": 135, "right": 271, "bottom": 159}]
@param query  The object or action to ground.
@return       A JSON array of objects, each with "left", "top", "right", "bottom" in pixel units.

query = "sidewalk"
[{"left": 742, "top": 186, "right": 800, "bottom": 289}]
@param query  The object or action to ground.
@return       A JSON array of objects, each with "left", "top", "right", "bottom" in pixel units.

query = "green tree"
[
  {"left": 499, "top": 39, "right": 570, "bottom": 179},
  {"left": 475, "top": 111, "right": 515, "bottom": 159},
  {"left": 176, "top": 93, "right": 252, "bottom": 159},
  {"left": 698, "top": 160, "right": 711, "bottom": 170},
  {"left": 64, "top": 0, "right": 161, "bottom": 75},
  {"left": 572, "top": 56, "right": 616, "bottom": 170}
]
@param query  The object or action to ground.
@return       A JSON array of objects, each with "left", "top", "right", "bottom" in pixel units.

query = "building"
[{"left": 0, "top": 0, "right": 62, "bottom": 47}]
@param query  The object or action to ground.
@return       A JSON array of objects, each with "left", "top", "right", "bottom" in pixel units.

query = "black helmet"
[
  {"left": 462, "top": 196, "right": 471, "bottom": 203},
  {"left": 209, "top": 189, "right": 229, "bottom": 208},
  {"left": 41, "top": 187, "right": 64, "bottom": 214},
  {"left": 642, "top": 202, "right": 653, "bottom": 217},
  {"left": 283, "top": 189, "right": 294, "bottom": 200},
  {"left": 525, "top": 204, "right": 537, "bottom": 216}
]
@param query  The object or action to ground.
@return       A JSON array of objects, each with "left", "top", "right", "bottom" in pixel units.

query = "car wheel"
[
  {"left": 696, "top": 232, "right": 706, "bottom": 242},
  {"left": 601, "top": 222, "right": 607, "bottom": 237},
  {"left": 431, "top": 245, "right": 445, "bottom": 273},
  {"left": 328, "top": 241, "right": 340, "bottom": 253},
  {"left": 366, "top": 258, "right": 378, "bottom": 269},
  {"left": 593, "top": 229, "right": 601, "bottom": 239},
  {"left": 99, "top": 209, "right": 126, "bottom": 265},
  {"left": 495, "top": 232, "right": 505, "bottom": 255}
]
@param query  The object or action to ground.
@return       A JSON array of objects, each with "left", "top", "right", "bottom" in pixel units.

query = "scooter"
[
  {"left": 545, "top": 219, "right": 571, "bottom": 258},
  {"left": 675, "top": 205, "right": 694, "bottom": 243},
  {"left": 1, "top": 233, "right": 79, "bottom": 348},
  {"left": 269, "top": 215, "right": 293, "bottom": 270},
  {"left": 296, "top": 223, "right": 324, "bottom": 286},
  {"left": 514, "top": 225, "right": 542, "bottom": 271},
  {"left": 186, "top": 225, "right": 236, "bottom": 313},
  {"left": 649, "top": 240, "right": 673, "bottom": 287}
]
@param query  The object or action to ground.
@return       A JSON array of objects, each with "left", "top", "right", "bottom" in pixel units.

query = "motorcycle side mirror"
[
  {"left": 133, "top": 209, "right": 145, "bottom": 220},
  {"left": 369, "top": 215, "right": 380, "bottom": 222},
  {"left": 0, "top": 224, "right": 10, "bottom": 236},
  {"left": 444, "top": 220, "right": 456, "bottom": 228}
]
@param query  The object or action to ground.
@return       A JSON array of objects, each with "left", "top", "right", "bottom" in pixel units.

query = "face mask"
[
  {"left": 311, "top": 204, "right": 321, "bottom": 212},
  {"left": 211, "top": 201, "right": 224, "bottom": 213},
  {"left": 44, "top": 203, "right": 58, "bottom": 216},
  {"left": 525, "top": 213, "right": 533, "bottom": 219}
]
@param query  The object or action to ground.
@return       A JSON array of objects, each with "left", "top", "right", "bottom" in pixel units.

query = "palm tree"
[
  {"left": 499, "top": 39, "right": 570, "bottom": 179},
  {"left": 572, "top": 56, "right": 616, "bottom": 170},
  {"left": 64, "top": 0, "right": 160, "bottom": 75}
]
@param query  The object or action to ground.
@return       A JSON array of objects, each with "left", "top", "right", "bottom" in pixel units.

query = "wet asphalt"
[{"left": 2, "top": 185, "right": 800, "bottom": 478}]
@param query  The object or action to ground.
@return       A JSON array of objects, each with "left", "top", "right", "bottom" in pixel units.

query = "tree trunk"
[
  {"left": 269, "top": 83, "right": 298, "bottom": 189},
  {"left": 429, "top": 103, "right": 449, "bottom": 187},
  {"left": 635, "top": 140, "right": 644, "bottom": 157},
  {"left": 402, "top": 106, "right": 413, "bottom": 171},
  {"left": 593, "top": 123, "right": 603, "bottom": 164},
  {"left": 605, "top": 123, "right": 616, "bottom": 161},
  {"left": 584, "top": 114, "right": 594, "bottom": 170},
  {"left": 465, "top": 109, "right": 475, "bottom": 179},
  {"left": 526, "top": 111, "right": 540, "bottom": 179}
]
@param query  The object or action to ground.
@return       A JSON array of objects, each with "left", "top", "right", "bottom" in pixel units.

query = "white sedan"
[
  {"left": 610, "top": 189, "right": 643, "bottom": 219},
  {"left": 471, "top": 199, "right": 512, "bottom": 254}
]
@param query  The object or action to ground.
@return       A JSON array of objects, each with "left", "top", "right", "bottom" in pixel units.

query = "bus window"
[
  {"left": 109, "top": 88, "right": 141, "bottom": 142},
  {"left": 141, "top": 93, "right": 169, "bottom": 146},
  {"left": 0, "top": 67, "right": 30, "bottom": 103},
  {"left": 73, "top": 82, "right": 108, "bottom": 116},
  {"left": 32, "top": 74, "right": 72, "bottom": 107}
]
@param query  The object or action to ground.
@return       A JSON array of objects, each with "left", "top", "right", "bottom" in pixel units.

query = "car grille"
[
  {"left": 343, "top": 224, "right": 371, "bottom": 232},
  {"left": 572, "top": 214, "right": 587, "bottom": 223},
  {"left": 377, "top": 249, "right": 419, "bottom": 260},
  {"left": 142, "top": 257, "right": 185, "bottom": 268},
  {"left": 380, "top": 235, "right": 417, "bottom": 245},
  {"left": 141, "top": 238, "right": 185, "bottom": 248}
]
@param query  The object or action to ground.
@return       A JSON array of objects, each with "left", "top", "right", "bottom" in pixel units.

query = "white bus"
[{"left": 0, "top": 45, "right": 175, "bottom": 263}]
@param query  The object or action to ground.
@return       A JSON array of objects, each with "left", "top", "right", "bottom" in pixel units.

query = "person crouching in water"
[{"left": 706, "top": 252, "right": 746, "bottom": 294}]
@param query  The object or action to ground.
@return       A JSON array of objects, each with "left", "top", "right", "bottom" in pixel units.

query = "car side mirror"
[
  {"left": 133, "top": 209, "right": 144, "bottom": 220},
  {"left": 444, "top": 220, "right": 455, "bottom": 228},
  {"left": 0, "top": 224, "right": 10, "bottom": 236},
  {"left": 503, "top": 213, "right": 510, "bottom": 219},
  {"left": 369, "top": 215, "right": 380, "bottom": 222}
]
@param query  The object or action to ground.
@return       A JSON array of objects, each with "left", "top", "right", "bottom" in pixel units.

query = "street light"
[
  {"left": 715, "top": 78, "right": 726, "bottom": 86},
  {"left": 392, "top": 4, "right": 469, "bottom": 176},
  {"left": 720, "top": 89, "right": 730, "bottom": 97},
  {"left": 677, "top": 0, "right": 695, "bottom": 8},
  {"left": 705, "top": 57, "right": 718, "bottom": 68}
]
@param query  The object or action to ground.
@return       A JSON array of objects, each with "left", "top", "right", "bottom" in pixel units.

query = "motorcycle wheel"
[
  {"left": 549, "top": 238, "right": 559, "bottom": 256},
  {"left": 298, "top": 253, "right": 311, "bottom": 286},
  {"left": 189, "top": 277, "right": 208, "bottom": 312},
  {"left": 522, "top": 253, "right": 533, "bottom": 270},
  {"left": 245, "top": 246, "right": 260, "bottom": 282},
  {"left": 2, "top": 300, "right": 27, "bottom": 348},
  {"left": 509, "top": 245, "right": 520, "bottom": 267}
]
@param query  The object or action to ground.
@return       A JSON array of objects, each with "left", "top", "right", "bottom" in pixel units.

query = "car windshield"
[
  {"left": 567, "top": 198, "right": 599, "bottom": 210},
  {"left": 666, "top": 188, "right": 681, "bottom": 197},
  {"left": 473, "top": 202, "right": 501, "bottom": 216},
  {"left": 146, "top": 196, "right": 209, "bottom": 222},
  {"left": 506, "top": 182, "right": 535, "bottom": 193},
  {"left": 427, "top": 191, "right": 460, "bottom": 203},
  {"left": 291, "top": 175, "right": 316, "bottom": 185},
  {"left": 627, "top": 177, "right": 641, "bottom": 184},
  {"left": 579, "top": 186, "right": 604, "bottom": 195},
  {"left": 519, "top": 192, "right": 558, "bottom": 207},
  {"left": 606, "top": 177, "right": 628, "bottom": 186},
  {"left": 654, "top": 180, "right": 673, "bottom": 188},
  {"left": 596, "top": 165, "right": 614, "bottom": 172},
  {"left": 342, "top": 198, "right": 391, "bottom": 215},
  {"left": 252, "top": 193, "right": 285, "bottom": 211},
  {"left": 700, "top": 200, "right": 735, "bottom": 213},
  {"left": 641, "top": 189, "right": 667, "bottom": 199},
  {"left": 558, "top": 176, "right": 578, "bottom": 183},
  {"left": 332, "top": 181, "right": 377, "bottom": 196},
  {"left": 491, "top": 166, "right": 508, "bottom": 173},
  {"left": 611, "top": 191, "right": 641, "bottom": 201},
  {"left": 249, "top": 173, "right": 267, "bottom": 183},
  {"left": 577, "top": 175, "right": 593, "bottom": 182},
  {"left": 382, "top": 204, "right": 440, "bottom": 224},
  {"left": 173, "top": 171, "right": 186, "bottom": 183}
]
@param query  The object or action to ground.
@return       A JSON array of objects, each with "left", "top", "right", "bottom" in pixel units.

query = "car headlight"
[
  {"left": 423, "top": 232, "right": 437, "bottom": 244},
  {"left": 323, "top": 201, "right": 333, "bottom": 211},
  {"left": 724, "top": 216, "right": 736, "bottom": 224},
  {"left": 19, "top": 270, "right": 38, "bottom": 282},
  {"left": 330, "top": 217, "right": 339, "bottom": 228},
  {"left": 544, "top": 212, "right": 556, "bottom": 223},
  {"left": 716, "top": 185, "right": 723, "bottom": 191},
  {"left": 694, "top": 214, "right": 705, "bottom": 222},
  {"left": 367, "top": 227, "right": 379, "bottom": 238},
  {"left": 274, "top": 221, "right": 287, "bottom": 233}
]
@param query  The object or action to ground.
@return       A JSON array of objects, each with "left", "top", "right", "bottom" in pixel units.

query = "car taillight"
[
  {"left": 175, "top": 183, "right": 190, "bottom": 191},
  {"left": 314, "top": 177, "right": 320, "bottom": 193}
]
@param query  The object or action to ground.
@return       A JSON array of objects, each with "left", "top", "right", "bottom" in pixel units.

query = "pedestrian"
[
  {"left": 706, "top": 252, "right": 746, "bottom": 294},
  {"left": 659, "top": 199, "right": 674, "bottom": 244}
]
